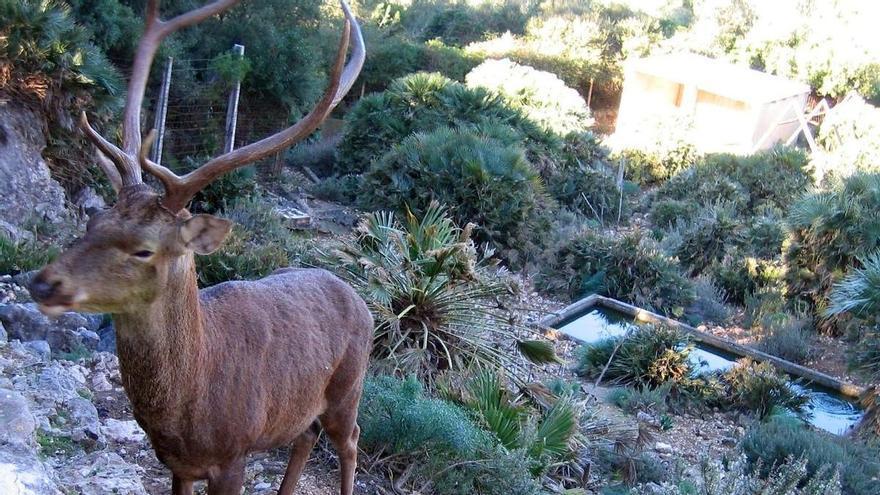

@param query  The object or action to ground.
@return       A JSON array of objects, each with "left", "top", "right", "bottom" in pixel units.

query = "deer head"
[{"left": 29, "top": 0, "right": 364, "bottom": 317}]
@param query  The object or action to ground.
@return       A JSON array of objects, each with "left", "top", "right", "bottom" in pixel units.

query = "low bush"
[
  {"left": 465, "top": 58, "right": 592, "bottom": 135},
  {"left": 337, "top": 72, "right": 558, "bottom": 175},
  {"left": 607, "top": 384, "right": 670, "bottom": 415},
  {"left": 613, "top": 118, "right": 700, "bottom": 186},
  {"left": 359, "top": 127, "right": 550, "bottom": 262},
  {"left": 758, "top": 319, "right": 815, "bottom": 365},
  {"left": 656, "top": 147, "right": 812, "bottom": 216},
  {"left": 547, "top": 132, "right": 626, "bottom": 223},
  {"left": 325, "top": 204, "right": 557, "bottom": 381},
  {"left": 669, "top": 202, "right": 744, "bottom": 276},
  {"left": 0, "top": 235, "right": 59, "bottom": 275},
  {"left": 652, "top": 455, "right": 842, "bottom": 495},
  {"left": 741, "top": 416, "right": 880, "bottom": 495},
  {"left": 649, "top": 199, "right": 699, "bottom": 230},
  {"left": 196, "top": 197, "right": 314, "bottom": 286},
  {"left": 742, "top": 207, "right": 787, "bottom": 260},
  {"left": 784, "top": 172, "right": 880, "bottom": 332},
  {"left": 709, "top": 253, "right": 786, "bottom": 307},
  {"left": 720, "top": 360, "right": 809, "bottom": 419},
  {"left": 537, "top": 230, "right": 695, "bottom": 317},
  {"left": 359, "top": 375, "right": 488, "bottom": 459},
  {"left": 359, "top": 374, "right": 543, "bottom": 495},
  {"left": 684, "top": 276, "right": 731, "bottom": 327},
  {"left": 576, "top": 325, "right": 692, "bottom": 388}
]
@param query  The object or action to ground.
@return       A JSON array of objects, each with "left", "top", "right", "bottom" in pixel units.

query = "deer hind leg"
[
  {"left": 321, "top": 403, "right": 361, "bottom": 495},
  {"left": 207, "top": 458, "right": 246, "bottom": 495},
  {"left": 277, "top": 422, "right": 321, "bottom": 495}
]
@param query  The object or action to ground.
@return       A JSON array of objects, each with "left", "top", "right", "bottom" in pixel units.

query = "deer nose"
[{"left": 29, "top": 274, "right": 60, "bottom": 302}]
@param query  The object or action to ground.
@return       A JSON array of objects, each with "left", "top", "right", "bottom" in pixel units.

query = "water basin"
[{"left": 559, "top": 306, "right": 863, "bottom": 435}]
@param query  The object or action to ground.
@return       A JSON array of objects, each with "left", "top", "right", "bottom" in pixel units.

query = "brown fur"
[{"left": 31, "top": 186, "right": 373, "bottom": 494}]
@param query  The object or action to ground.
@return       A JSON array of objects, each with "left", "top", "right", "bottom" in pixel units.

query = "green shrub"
[
  {"left": 614, "top": 119, "right": 701, "bottom": 186},
  {"left": 607, "top": 384, "right": 670, "bottom": 415},
  {"left": 538, "top": 230, "right": 695, "bottom": 317},
  {"left": 827, "top": 250, "right": 880, "bottom": 320},
  {"left": 654, "top": 455, "right": 841, "bottom": 495},
  {"left": 0, "top": 235, "right": 59, "bottom": 276},
  {"left": 337, "top": 72, "right": 559, "bottom": 175},
  {"left": 196, "top": 196, "right": 313, "bottom": 286},
  {"left": 670, "top": 202, "right": 744, "bottom": 276},
  {"left": 709, "top": 253, "right": 786, "bottom": 307},
  {"left": 684, "top": 276, "right": 731, "bottom": 327},
  {"left": 306, "top": 174, "right": 359, "bottom": 204},
  {"left": 576, "top": 325, "right": 692, "bottom": 387},
  {"left": 465, "top": 58, "right": 592, "bottom": 135},
  {"left": 547, "top": 132, "right": 626, "bottom": 223},
  {"left": 359, "top": 375, "right": 488, "bottom": 459},
  {"left": 359, "top": 374, "right": 543, "bottom": 495},
  {"left": 649, "top": 199, "right": 699, "bottom": 230},
  {"left": 0, "top": 0, "right": 121, "bottom": 109},
  {"left": 741, "top": 416, "right": 880, "bottom": 495},
  {"left": 657, "top": 147, "right": 812, "bottom": 216},
  {"left": 784, "top": 172, "right": 880, "bottom": 332},
  {"left": 721, "top": 360, "right": 809, "bottom": 419},
  {"left": 743, "top": 208, "right": 787, "bottom": 260},
  {"left": 325, "top": 204, "right": 558, "bottom": 381},
  {"left": 848, "top": 330, "right": 880, "bottom": 382},
  {"left": 758, "top": 319, "right": 815, "bottom": 365},
  {"left": 359, "top": 127, "right": 550, "bottom": 262}
]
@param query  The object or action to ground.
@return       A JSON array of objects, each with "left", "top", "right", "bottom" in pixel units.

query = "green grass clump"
[
  {"left": 721, "top": 360, "right": 809, "bottom": 419},
  {"left": 0, "top": 235, "right": 59, "bottom": 276}
]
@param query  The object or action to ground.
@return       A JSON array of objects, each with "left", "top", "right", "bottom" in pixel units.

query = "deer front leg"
[
  {"left": 278, "top": 423, "right": 321, "bottom": 495},
  {"left": 172, "top": 475, "right": 193, "bottom": 495},
  {"left": 207, "top": 458, "right": 246, "bottom": 495}
]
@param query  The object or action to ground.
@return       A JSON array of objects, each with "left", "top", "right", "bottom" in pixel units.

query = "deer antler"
[{"left": 84, "top": 0, "right": 364, "bottom": 208}]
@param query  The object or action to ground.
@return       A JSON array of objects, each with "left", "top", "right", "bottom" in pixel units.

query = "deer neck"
[{"left": 113, "top": 253, "right": 206, "bottom": 417}]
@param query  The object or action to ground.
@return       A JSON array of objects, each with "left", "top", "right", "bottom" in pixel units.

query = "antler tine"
[
  {"left": 139, "top": 130, "right": 186, "bottom": 197},
  {"left": 80, "top": 0, "right": 243, "bottom": 189},
  {"left": 155, "top": 0, "right": 364, "bottom": 212}
]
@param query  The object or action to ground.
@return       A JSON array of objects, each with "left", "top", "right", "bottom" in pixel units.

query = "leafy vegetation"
[
  {"left": 0, "top": 235, "right": 59, "bottom": 275},
  {"left": 325, "top": 203, "right": 557, "bottom": 382},
  {"left": 538, "top": 230, "right": 695, "bottom": 317},
  {"left": 360, "top": 127, "right": 549, "bottom": 262},
  {"left": 720, "top": 359, "right": 809, "bottom": 419},
  {"left": 465, "top": 58, "right": 592, "bottom": 135},
  {"left": 576, "top": 325, "right": 692, "bottom": 388},
  {"left": 785, "top": 172, "right": 880, "bottom": 332},
  {"left": 196, "top": 196, "right": 315, "bottom": 286},
  {"left": 741, "top": 416, "right": 880, "bottom": 495}
]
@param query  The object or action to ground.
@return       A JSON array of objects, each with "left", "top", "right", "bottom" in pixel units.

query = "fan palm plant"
[{"left": 326, "top": 203, "right": 559, "bottom": 384}]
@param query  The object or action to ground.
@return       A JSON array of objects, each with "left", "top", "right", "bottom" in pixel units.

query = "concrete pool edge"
[{"left": 539, "top": 294, "right": 865, "bottom": 399}]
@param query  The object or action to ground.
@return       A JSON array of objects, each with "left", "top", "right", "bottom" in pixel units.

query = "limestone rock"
[
  {"left": 0, "top": 448, "right": 62, "bottom": 495},
  {"left": 0, "top": 389, "right": 36, "bottom": 446},
  {"left": 101, "top": 419, "right": 146, "bottom": 444},
  {"left": 0, "top": 100, "right": 71, "bottom": 232},
  {"left": 57, "top": 452, "right": 147, "bottom": 495}
]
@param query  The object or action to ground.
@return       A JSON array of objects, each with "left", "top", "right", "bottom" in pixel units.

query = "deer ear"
[{"left": 179, "top": 214, "right": 232, "bottom": 255}]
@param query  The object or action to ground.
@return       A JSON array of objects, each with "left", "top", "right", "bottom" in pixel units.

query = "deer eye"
[{"left": 132, "top": 250, "right": 155, "bottom": 259}]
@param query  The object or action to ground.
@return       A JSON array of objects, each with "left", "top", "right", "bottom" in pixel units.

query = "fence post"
[
  {"left": 151, "top": 56, "right": 173, "bottom": 164},
  {"left": 223, "top": 44, "right": 245, "bottom": 153}
]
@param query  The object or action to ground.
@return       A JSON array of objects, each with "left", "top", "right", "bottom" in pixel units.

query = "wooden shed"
[{"left": 614, "top": 53, "right": 811, "bottom": 153}]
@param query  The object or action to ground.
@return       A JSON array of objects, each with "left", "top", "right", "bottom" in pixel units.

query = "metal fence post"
[
  {"left": 223, "top": 44, "right": 245, "bottom": 153},
  {"left": 151, "top": 56, "right": 173, "bottom": 164}
]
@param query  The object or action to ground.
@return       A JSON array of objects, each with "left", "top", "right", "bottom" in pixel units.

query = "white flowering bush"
[{"left": 465, "top": 58, "right": 593, "bottom": 135}]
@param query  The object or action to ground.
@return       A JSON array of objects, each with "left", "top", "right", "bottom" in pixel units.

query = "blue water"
[{"left": 559, "top": 307, "right": 863, "bottom": 435}]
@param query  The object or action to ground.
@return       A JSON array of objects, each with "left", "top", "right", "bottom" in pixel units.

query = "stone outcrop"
[{"left": 0, "top": 99, "right": 71, "bottom": 239}]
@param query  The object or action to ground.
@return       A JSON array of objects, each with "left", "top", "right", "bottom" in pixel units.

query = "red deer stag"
[{"left": 28, "top": 1, "right": 370, "bottom": 494}]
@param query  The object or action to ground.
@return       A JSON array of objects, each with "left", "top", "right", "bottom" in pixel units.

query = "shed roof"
[{"left": 626, "top": 53, "right": 810, "bottom": 104}]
